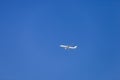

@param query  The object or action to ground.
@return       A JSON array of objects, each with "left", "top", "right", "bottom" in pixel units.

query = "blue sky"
[{"left": 0, "top": 0, "right": 120, "bottom": 80}]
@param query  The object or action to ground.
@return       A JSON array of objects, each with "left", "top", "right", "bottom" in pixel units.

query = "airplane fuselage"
[{"left": 60, "top": 45, "right": 77, "bottom": 49}]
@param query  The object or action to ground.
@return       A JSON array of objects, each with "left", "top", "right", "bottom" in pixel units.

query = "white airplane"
[{"left": 60, "top": 44, "right": 77, "bottom": 50}]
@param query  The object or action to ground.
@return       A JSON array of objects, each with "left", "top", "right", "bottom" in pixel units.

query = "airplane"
[{"left": 60, "top": 44, "right": 77, "bottom": 50}]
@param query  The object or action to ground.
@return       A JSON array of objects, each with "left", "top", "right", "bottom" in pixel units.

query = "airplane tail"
[{"left": 74, "top": 46, "right": 77, "bottom": 48}]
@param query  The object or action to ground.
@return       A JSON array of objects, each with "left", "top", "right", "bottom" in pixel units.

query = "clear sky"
[{"left": 0, "top": 0, "right": 120, "bottom": 80}]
